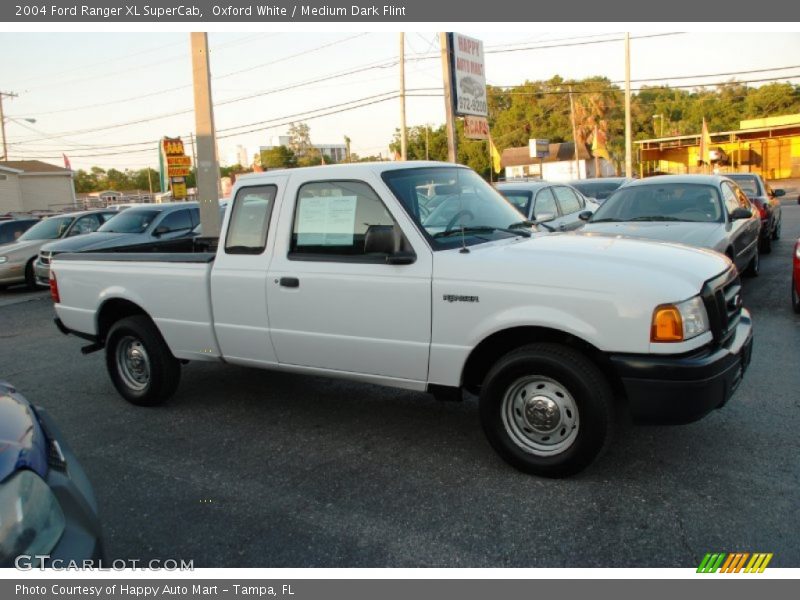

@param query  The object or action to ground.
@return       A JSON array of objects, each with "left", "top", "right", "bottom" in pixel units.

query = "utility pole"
[
  {"left": 399, "top": 33, "right": 407, "bottom": 161},
  {"left": 568, "top": 86, "right": 580, "bottom": 179},
  {"left": 425, "top": 124, "right": 430, "bottom": 160},
  {"left": 0, "top": 91, "right": 19, "bottom": 161},
  {"left": 440, "top": 32, "right": 457, "bottom": 163},
  {"left": 624, "top": 33, "right": 633, "bottom": 178},
  {"left": 190, "top": 33, "right": 221, "bottom": 238},
  {"left": 147, "top": 167, "right": 153, "bottom": 196}
]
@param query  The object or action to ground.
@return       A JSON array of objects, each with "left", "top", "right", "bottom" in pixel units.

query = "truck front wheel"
[
  {"left": 105, "top": 315, "right": 181, "bottom": 406},
  {"left": 479, "top": 343, "right": 613, "bottom": 477}
]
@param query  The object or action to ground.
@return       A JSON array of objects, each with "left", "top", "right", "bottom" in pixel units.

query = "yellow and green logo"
[{"left": 697, "top": 552, "right": 773, "bottom": 573}]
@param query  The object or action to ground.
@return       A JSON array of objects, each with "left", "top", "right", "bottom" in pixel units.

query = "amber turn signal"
[{"left": 651, "top": 305, "right": 683, "bottom": 342}]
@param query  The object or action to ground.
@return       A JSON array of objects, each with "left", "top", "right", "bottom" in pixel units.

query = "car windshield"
[
  {"left": 590, "top": 183, "right": 723, "bottom": 223},
  {"left": 383, "top": 167, "right": 531, "bottom": 250},
  {"left": 727, "top": 176, "right": 761, "bottom": 197},
  {"left": 570, "top": 181, "right": 624, "bottom": 200},
  {"left": 98, "top": 209, "right": 159, "bottom": 233},
  {"left": 18, "top": 216, "right": 74, "bottom": 241}
]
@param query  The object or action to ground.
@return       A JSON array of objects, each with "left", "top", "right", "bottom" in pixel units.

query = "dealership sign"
[
  {"left": 158, "top": 137, "right": 192, "bottom": 199},
  {"left": 529, "top": 139, "right": 550, "bottom": 159},
  {"left": 464, "top": 115, "right": 490, "bottom": 139},
  {"left": 450, "top": 33, "right": 487, "bottom": 117}
]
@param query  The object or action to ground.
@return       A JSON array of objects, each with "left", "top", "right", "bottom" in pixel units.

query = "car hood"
[
  {"left": 580, "top": 221, "right": 725, "bottom": 248},
  {"left": 43, "top": 232, "right": 149, "bottom": 254},
  {"left": 0, "top": 239, "right": 48, "bottom": 258},
  {"left": 0, "top": 382, "right": 47, "bottom": 483}
]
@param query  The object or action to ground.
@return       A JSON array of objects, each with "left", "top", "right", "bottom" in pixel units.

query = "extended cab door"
[
  {"left": 265, "top": 175, "right": 433, "bottom": 384},
  {"left": 210, "top": 180, "right": 285, "bottom": 364}
]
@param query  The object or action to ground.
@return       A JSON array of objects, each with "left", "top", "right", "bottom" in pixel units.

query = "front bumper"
[
  {"left": 32, "top": 407, "right": 106, "bottom": 564},
  {"left": 34, "top": 259, "right": 51, "bottom": 287},
  {"left": 610, "top": 309, "right": 753, "bottom": 424}
]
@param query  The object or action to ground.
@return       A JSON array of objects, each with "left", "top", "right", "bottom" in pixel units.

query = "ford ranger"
[{"left": 49, "top": 162, "right": 753, "bottom": 477}]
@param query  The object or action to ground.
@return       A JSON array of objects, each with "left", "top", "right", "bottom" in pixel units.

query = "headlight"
[
  {"left": 0, "top": 256, "right": 7, "bottom": 264},
  {"left": 0, "top": 470, "right": 65, "bottom": 566},
  {"left": 651, "top": 296, "right": 710, "bottom": 342}
]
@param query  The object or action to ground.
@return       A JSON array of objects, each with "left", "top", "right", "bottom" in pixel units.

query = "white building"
[{"left": 0, "top": 160, "right": 76, "bottom": 213}]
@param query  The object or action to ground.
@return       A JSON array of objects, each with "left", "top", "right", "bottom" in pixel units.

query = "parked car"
[
  {"left": 35, "top": 202, "right": 203, "bottom": 286},
  {"left": 567, "top": 177, "right": 632, "bottom": 205},
  {"left": 496, "top": 181, "right": 598, "bottom": 231},
  {"left": 725, "top": 173, "right": 783, "bottom": 254},
  {"left": 580, "top": 175, "right": 762, "bottom": 276},
  {"left": 51, "top": 162, "right": 753, "bottom": 478},
  {"left": 0, "top": 381, "right": 104, "bottom": 567},
  {"left": 0, "top": 218, "right": 39, "bottom": 246},
  {"left": 0, "top": 210, "right": 116, "bottom": 290},
  {"left": 793, "top": 238, "right": 800, "bottom": 314}
]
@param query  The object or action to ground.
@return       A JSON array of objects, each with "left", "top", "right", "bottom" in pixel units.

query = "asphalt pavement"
[{"left": 1, "top": 203, "right": 798, "bottom": 568}]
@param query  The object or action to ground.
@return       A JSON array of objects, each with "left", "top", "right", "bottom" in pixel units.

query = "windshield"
[
  {"left": 727, "top": 176, "right": 761, "bottom": 197},
  {"left": 591, "top": 183, "right": 723, "bottom": 223},
  {"left": 570, "top": 181, "right": 624, "bottom": 200},
  {"left": 18, "top": 216, "right": 74, "bottom": 241},
  {"left": 98, "top": 209, "right": 159, "bottom": 234},
  {"left": 382, "top": 167, "right": 531, "bottom": 250}
]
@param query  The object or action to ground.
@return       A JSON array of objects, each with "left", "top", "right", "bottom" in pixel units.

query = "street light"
[
  {"left": 652, "top": 114, "right": 665, "bottom": 138},
  {"left": 0, "top": 116, "right": 37, "bottom": 160}
]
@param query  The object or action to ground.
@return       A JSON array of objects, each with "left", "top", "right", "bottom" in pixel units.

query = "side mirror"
[
  {"left": 773, "top": 189, "right": 785, "bottom": 197},
  {"left": 153, "top": 225, "right": 170, "bottom": 237},
  {"left": 386, "top": 251, "right": 416, "bottom": 265},
  {"left": 729, "top": 207, "right": 752, "bottom": 220},
  {"left": 578, "top": 211, "right": 593, "bottom": 222},
  {"left": 533, "top": 212, "right": 555, "bottom": 224}
]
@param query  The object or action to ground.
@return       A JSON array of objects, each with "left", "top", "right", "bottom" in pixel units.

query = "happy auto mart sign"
[{"left": 451, "top": 33, "right": 487, "bottom": 117}]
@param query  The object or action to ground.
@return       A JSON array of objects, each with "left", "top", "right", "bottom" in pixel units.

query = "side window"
[
  {"left": 500, "top": 192, "right": 531, "bottom": 216},
  {"left": 158, "top": 209, "right": 193, "bottom": 233},
  {"left": 68, "top": 214, "right": 102, "bottom": 237},
  {"left": 533, "top": 188, "right": 558, "bottom": 220},
  {"left": 225, "top": 186, "right": 277, "bottom": 254},
  {"left": 721, "top": 183, "right": 741, "bottom": 215},
  {"left": 290, "top": 180, "right": 397, "bottom": 260},
  {"left": 553, "top": 186, "right": 581, "bottom": 215},
  {"left": 189, "top": 207, "right": 200, "bottom": 228}
]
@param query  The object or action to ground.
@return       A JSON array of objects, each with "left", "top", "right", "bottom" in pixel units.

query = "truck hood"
[
  {"left": 439, "top": 231, "right": 730, "bottom": 301},
  {"left": 580, "top": 221, "right": 725, "bottom": 248},
  {"left": 43, "top": 232, "right": 149, "bottom": 254},
  {"left": 0, "top": 382, "right": 47, "bottom": 483}
]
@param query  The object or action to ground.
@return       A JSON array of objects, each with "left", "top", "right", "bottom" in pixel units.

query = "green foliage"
[
  {"left": 73, "top": 167, "right": 161, "bottom": 194},
  {"left": 391, "top": 77, "right": 800, "bottom": 178},
  {"left": 260, "top": 146, "right": 296, "bottom": 169}
]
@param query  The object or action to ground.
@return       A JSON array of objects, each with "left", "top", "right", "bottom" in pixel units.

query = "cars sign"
[{"left": 450, "top": 33, "right": 487, "bottom": 117}]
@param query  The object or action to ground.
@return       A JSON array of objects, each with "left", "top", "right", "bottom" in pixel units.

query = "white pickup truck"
[{"left": 50, "top": 162, "right": 753, "bottom": 477}]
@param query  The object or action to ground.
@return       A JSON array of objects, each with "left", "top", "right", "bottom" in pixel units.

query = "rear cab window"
[{"left": 225, "top": 186, "right": 278, "bottom": 254}]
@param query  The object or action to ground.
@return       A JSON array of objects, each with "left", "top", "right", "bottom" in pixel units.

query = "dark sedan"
[
  {"left": 580, "top": 175, "right": 762, "bottom": 276},
  {"left": 0, "top": 382, "right": 104, "bottom": 567},
  {"left": 726, "top": 173, "right": 784, "bottom": 254}
]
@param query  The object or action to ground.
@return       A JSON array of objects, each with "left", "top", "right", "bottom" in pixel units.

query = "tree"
[
  {"left": 261, "top": 145, "right": 296, "bottom": 169},
  {"left": 287, "top": 122, "right": 313, "bottom": 157}
]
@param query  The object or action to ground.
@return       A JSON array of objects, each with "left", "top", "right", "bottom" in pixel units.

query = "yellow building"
[{"left": 637, "top": 114, "right": 800, "bottom": 180}]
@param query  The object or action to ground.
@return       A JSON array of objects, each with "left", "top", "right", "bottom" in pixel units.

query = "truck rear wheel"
[
  {"left": 479, "top": 343, "right": 613, "bottom": 477},
  {"left": 105, "top": 315, "right": 181, "bottom": 406}
]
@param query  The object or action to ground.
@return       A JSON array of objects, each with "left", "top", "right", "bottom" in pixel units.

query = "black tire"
[
  {"left": 24, "top": 259, "right": 38, "bottom": 290},
  {"left": 744, "top": 247, "right": 760, "bottom": 278},
  {"left": 792, "top": 276, "right": 800, "bottom": 314},
  {"left": 772, "top": 218, "right": 781, "bottom": 240},
  {"left": 760, "top": 232, "right": 772, "bottom": 254},
  {"left": 479, "top": 343, "right": 613, "bottom": 478},
  {"left": 105, "top": 315, "right": 181, "bottom": 406}
]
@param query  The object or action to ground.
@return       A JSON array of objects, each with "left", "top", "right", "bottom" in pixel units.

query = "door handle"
[{"left": 279, "top": 277, "right": 300, "bottom": 288}]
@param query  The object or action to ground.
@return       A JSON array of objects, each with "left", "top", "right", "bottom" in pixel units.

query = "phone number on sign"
[{"left": 15, "top": 5, "right": 204, "bottom": 18}]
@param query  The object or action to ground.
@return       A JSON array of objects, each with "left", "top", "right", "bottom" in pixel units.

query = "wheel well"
[
  {"left": 96, "top": 299, "right": 147, "bottom": 342},
  {"left": 461, "top": 326, "right": 625, "bottom": 400}
]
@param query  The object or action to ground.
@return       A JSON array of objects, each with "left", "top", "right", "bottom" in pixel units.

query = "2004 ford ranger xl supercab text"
[{"left": 49, "top": 162, "right": 753, "bottom": 477}]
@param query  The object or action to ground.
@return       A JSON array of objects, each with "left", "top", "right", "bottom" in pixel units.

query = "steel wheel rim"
[
  {"left": 116, "top": 336, "right": 151, "bottom": 391},
  {"left": 501, "top": 376, "right": 579, "bottom": 456}
]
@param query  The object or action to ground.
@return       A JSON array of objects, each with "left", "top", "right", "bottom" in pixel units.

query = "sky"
[{"left": 0, "top": 31, "right": 799, "bottom": 171}]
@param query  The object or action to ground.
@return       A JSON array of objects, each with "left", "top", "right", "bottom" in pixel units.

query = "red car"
[{"left": 793, "top": 238, "right": 800, "bottom": 313}]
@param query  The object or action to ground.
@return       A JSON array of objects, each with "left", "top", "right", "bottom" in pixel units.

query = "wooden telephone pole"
[
  {"left": 399, "top": 33, "right": 407, "bottom": 161},
  {"left": 440, "top": 33, "right": 457, "bottom": 163},
  {"left": 0, "top": 91, "right": 19, "bottom": 161}
]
